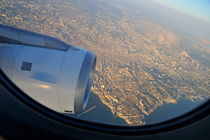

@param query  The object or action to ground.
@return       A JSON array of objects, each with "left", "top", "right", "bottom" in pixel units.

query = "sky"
[{"left": 152, "top": 0, "right": 210, "bottom": 23}]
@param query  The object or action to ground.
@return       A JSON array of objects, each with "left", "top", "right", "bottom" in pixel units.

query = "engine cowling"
[{"left": 0, "top": 24, "right": 96, "bottom": 113}]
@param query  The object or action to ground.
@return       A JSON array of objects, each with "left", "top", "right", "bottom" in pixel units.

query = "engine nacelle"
[{"left": 0, "top": 24, "right": 96, "bottom": 113}]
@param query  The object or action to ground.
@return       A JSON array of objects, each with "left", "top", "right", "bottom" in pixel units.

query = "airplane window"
[{"left": 0, "top": 0, "right": 210, "bottom": 127}]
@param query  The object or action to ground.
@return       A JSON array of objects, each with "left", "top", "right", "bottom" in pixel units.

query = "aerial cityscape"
[{"left": 1, "top": 0, "right": 210, "bottom": 125}]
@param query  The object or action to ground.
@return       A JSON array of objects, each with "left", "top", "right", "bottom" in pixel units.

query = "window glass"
[{"left": 0, "top": 0, "right": 209, "bottom": 126}]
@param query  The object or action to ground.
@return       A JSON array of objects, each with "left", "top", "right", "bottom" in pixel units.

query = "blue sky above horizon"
[{"left": 152, "top": 0, "right": 210, "bottom": 23}]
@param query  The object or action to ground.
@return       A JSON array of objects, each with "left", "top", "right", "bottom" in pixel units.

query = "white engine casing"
[{"left": 0, "top": 25, "right": 96, "bottom": 113}]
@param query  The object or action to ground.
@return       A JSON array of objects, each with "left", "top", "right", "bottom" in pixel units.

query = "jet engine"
[{"left": 0, "top": 24, "right": 96, "bottom": 113}]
